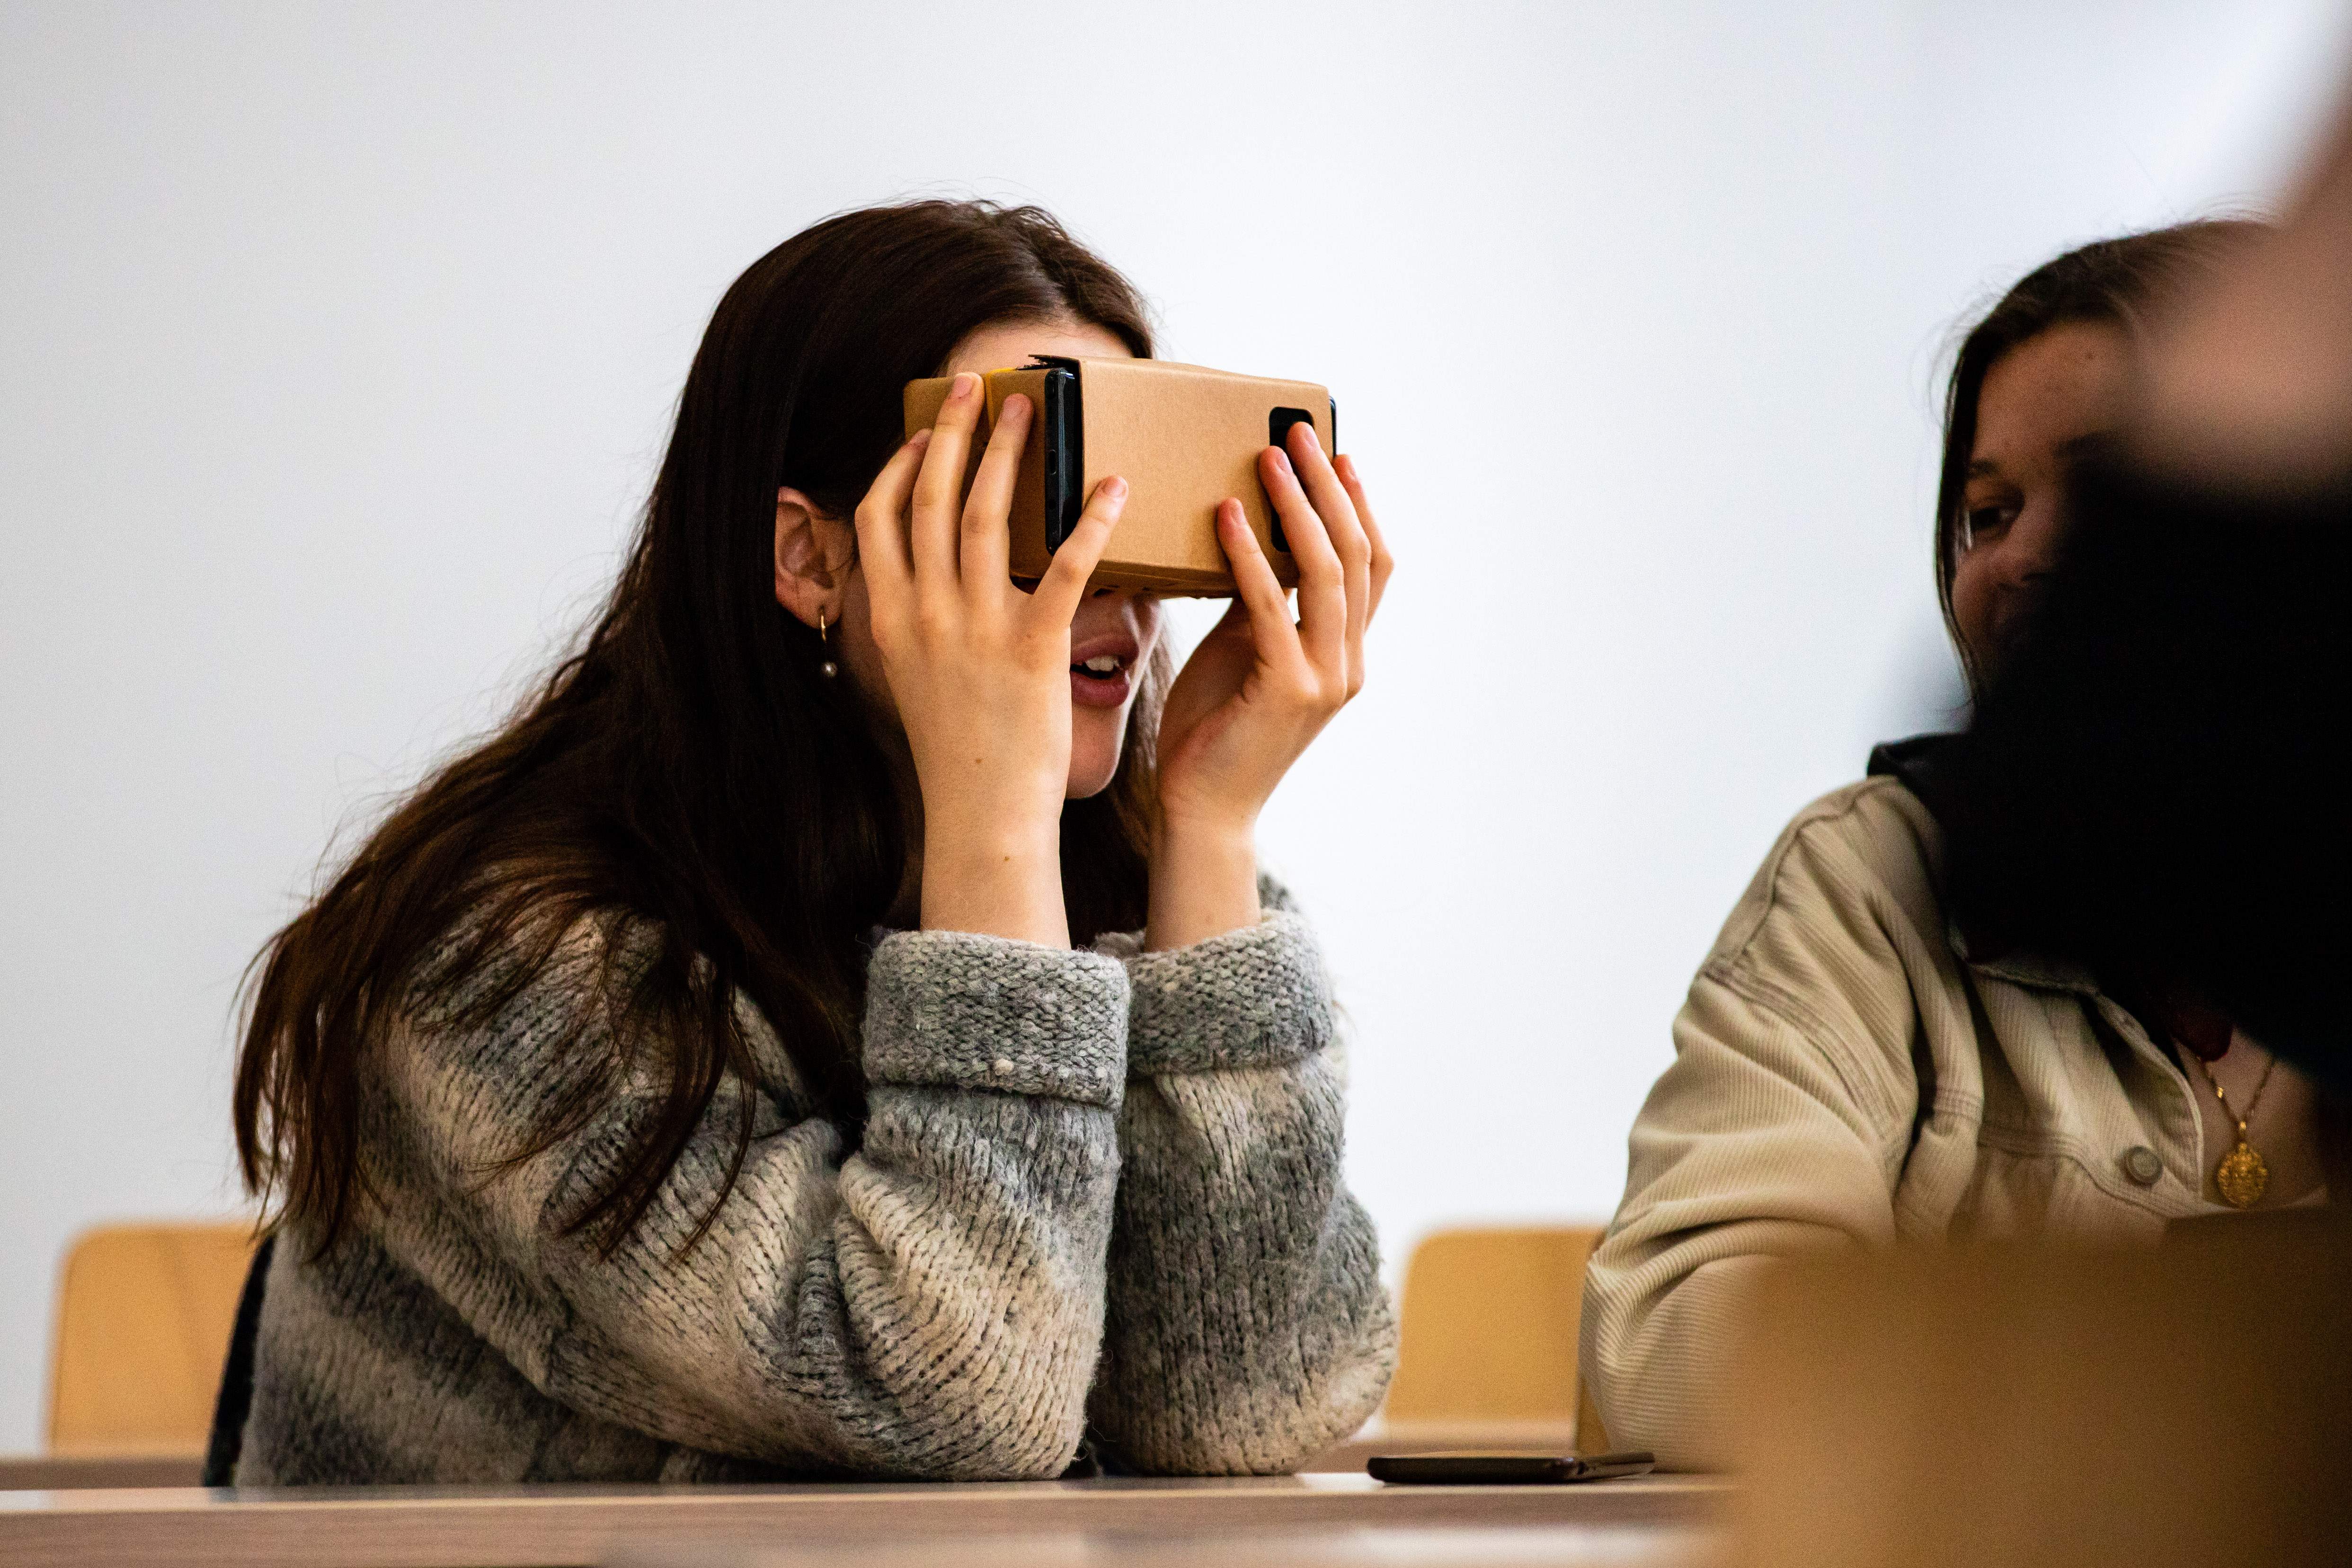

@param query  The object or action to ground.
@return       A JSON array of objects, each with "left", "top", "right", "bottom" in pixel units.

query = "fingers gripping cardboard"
[{"left": 903, "top": 357, "right": 1331, "bottom": 595}]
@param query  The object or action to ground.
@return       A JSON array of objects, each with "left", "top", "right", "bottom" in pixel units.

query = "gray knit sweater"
[{"left": 238, "top": 879, "right": 1395, "bottom": 1483}]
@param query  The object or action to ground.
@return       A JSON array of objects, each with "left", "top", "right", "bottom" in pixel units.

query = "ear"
[{"left": 773, "top": 487, "right": 857, "bottom": 629}]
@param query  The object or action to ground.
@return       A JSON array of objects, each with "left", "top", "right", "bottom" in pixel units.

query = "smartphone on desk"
[{"left": 1367, "top": 1451, "right": 1656, "bottom": 1485}]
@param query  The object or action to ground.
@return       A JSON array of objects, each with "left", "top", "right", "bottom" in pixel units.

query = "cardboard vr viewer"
[{"left": 902, "top": 356, "right": 1334, "bottom": 595}]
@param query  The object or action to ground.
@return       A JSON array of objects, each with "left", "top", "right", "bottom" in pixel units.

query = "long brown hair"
[
  {"left": 1932, "top": 220, "right": 2263, "bottom": 680},
  {"left": 235, "top": 200, "right": 1162, "bottom": 1258}
]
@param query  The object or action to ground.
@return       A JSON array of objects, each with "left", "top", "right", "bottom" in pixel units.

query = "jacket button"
[{"left": 2121, "top": 1146, "right": 2165, "bottom": 1186}]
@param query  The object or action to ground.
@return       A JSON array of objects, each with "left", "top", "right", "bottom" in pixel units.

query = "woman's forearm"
[
  {"left": 1089, "top": 905, "right": 1397, "bottom": 1472},
  {"left": 337, "top": 919, "right": 1131, "bottom": 1484},
  {"left": 1145, "top": 818, "right": 1261, "bottom": 951},
  {"left": 921, "top": 807, "right": 1070, "bottom": 947}
]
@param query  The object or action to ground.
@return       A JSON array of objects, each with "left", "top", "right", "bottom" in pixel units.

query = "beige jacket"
[{"left": 1580, "top": 766, "right": 2241, "bottom": 1470}]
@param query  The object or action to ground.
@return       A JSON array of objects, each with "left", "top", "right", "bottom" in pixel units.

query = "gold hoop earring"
[{"left": 817, "top": 609, "right": 838, "bottom": 680}]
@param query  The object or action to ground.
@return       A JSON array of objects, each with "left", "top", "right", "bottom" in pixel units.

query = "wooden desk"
[
  {"left": 0, "top": 1471, "right": 1726, "bottom": 1568},
  {"left": 612, "top": 1518, "right": 1713, "bottom": 1568},
  {"left": 0, "top": 1452, "right": 203, "bottom": 1491},
  {"left": 0, "top": 1421, "right": 1577, "bottom": 1496}
]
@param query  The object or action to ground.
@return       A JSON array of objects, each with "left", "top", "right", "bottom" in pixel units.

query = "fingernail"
[
  {"left": 951, "top": 372, "right": 980, "bottom": 400},
  {"left": 1273, "top": 449, "right": 1295, "bottom": 475},
  {"left": 1298, "top": 424, "right": 1322, "bottom": 452},
  {"left": 1104, "top": 476, "right": 1129, "bottom": 499}
]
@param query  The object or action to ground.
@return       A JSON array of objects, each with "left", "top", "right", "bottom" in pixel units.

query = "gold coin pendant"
[{"left": 2216, "top": 1141, "right": 2270, "bottom": 1209}]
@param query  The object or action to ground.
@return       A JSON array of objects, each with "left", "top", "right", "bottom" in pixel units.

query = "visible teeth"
[{"left": 1082, "top": 656, "right": 1121, "bottom": 674}]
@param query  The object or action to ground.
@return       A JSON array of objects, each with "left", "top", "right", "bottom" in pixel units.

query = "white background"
[{"left": 4, "top": 1, "right": 2346, "bottom": 1452}]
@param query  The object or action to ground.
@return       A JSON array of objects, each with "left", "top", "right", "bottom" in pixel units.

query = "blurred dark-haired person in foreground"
[
  {"left": 1936, "top": 442, "right": 2352, "bottom": 1097},
  {"left": 1579, "top": 220, "right": 2350, "bottom": 1471},
  {"left": 1949, "top": 95, "right": 2352, "bottom": 1095}
]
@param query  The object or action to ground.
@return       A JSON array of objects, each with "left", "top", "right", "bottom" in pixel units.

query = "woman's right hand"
[{"left": 855, "top": 371, "right": 1128, "bottom": 947}]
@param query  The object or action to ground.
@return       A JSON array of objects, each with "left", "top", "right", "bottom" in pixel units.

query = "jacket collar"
[{"left": 1945, "top": 922, "right": 2103, "bottom": 995}]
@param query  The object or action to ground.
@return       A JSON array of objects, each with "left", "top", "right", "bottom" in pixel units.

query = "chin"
[{"left": 1065, "top": 718, "right": 1130, "bottom": 800}]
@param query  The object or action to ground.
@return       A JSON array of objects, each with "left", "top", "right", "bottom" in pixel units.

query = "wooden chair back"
[
  {"left": 1383, "top": 1225, "right": 1603, "bottom": 1426},
  {"left": 1729, "top": 1216, "right": 2352, "bottom": 1568},
  {"left": 46, "top": 1223, "right": 258, "bottom": 1455}
]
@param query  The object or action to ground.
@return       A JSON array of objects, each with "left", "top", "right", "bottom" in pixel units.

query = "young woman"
[
  {"left": 1578, "top": 222, "right": 2327, "bottom": 1470},
  {"left": 222, "top": 201, "right": 1398, "bottom": 1484}
]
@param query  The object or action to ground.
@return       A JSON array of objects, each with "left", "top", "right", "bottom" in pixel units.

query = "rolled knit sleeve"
[
  {"left": 1086, "top": 882, "right": 1398, "bottom": 1474},
  {"left": 864, "top": 928, "right": 1128, "bottom": 1103}
]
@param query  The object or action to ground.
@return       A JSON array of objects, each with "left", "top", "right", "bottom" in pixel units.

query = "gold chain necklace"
[{"left": 2188, "top": 1047, "right": 2280, "bottom": 1209}]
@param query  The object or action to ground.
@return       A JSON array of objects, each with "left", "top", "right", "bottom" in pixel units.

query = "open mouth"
[{"left": 1068, "top": 638, "right": 1139, "bottom": 708}]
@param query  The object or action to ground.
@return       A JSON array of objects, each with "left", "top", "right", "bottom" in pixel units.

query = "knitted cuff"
[
  {"left": 862, "top": 930, "right": 1130, "bottom": 1108},
  {"left": 1123, "top": 911, "right": 1333, "bottom": 1076}
]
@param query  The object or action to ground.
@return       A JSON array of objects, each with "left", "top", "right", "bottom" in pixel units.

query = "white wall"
[{"left": 3, "top": 0, "right": 2344, "bottom": 1452}]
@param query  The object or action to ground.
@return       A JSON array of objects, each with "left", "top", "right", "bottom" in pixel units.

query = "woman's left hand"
[{"left": 1145, "top": 422, "right": 1393, "bottom": 949}]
